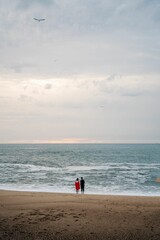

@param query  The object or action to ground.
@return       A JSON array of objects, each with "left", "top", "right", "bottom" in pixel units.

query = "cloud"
[
  {"left": 0, "top": 0, "right": 160, "bottom": 143},
  {"left": 106, "top": 75, "right": 117, "bottom": 82},
  {"left": 0, "top": 0, "right": 160, "bottom": 80},
  {"left": 19, "top": 94, "right": 29, "bottom": 102},
  {"left": 45, "top": 83, "right": 52, "bottom": 90},
  {"left": 16, "top": 0, "right": 53, "bottom": 9}
]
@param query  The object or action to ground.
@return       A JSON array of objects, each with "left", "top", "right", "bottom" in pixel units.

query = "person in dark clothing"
[{"left": 80, "top": 177, "right": 85, "bottom": 193}]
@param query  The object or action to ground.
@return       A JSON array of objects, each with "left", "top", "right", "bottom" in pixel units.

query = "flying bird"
[{"left": 33, "top": 18, "right": 45, "bottom": 22}]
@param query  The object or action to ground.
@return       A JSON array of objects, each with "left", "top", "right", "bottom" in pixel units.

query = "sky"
[{"left": 0, "top": 0, "right": 160, "bottom": 143}]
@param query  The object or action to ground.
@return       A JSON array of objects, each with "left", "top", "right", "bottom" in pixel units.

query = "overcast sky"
[{"left": 0, "top": 0, "right": 160, "bottom": 143}]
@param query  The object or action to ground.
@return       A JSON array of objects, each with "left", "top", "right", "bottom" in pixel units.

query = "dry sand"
[{"left": 0, "top": 190, "right": 160, "bottom": 240}]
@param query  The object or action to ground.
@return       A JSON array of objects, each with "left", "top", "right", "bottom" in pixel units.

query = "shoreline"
[
  {"left": 1, "top": 187, "right": 160, "bottom": 197},
  {"left": 0, "top": 190, "right": 160, "bottom": 240}
]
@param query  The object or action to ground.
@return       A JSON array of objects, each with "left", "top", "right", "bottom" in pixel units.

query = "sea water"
[{"left": 0, "top": 144, "right": 160, "bottom": 196}]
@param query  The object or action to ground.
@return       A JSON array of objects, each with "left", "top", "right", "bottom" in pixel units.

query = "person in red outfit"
[{"left": 75, "top": 178, "right": 80, "bottom": 193}]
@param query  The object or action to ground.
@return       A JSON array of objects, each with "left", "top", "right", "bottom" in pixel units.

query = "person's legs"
[{"left": 81, "top": 187, "right": 84, "bottom": 193}]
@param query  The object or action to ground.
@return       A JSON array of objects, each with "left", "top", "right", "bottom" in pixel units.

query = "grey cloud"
[
  {"left": 12, "top": 63, "right": 35, "bottom": 73},
  {"left": 0, "top": 0, "right": 160, "bottom": 144},
  {"left": 106, "top": 75, "right": 117, "bottom": 82},
  {"left": 45, "top": 83, "right": 52, "bottom": 90},
  {"left": 0, "top": 0, "right": 160, "bottom": 79},
  {"left": 53, "top": 0, "right": 160, "bottom": 33},
  {"left": 119, "top": 89, "right": 144, "bottom": 97},
  {"left": 19, "top": 95, "right": 30, "bottom": 102},
  {"left": 2, "top": 1, "right": 160, "bottom": 33},
  {"left": 16, "top": 0, "right": 53, "bottom": 9},
  {"left": 79, "top": 76, "right": 147, "bottom": 98}
]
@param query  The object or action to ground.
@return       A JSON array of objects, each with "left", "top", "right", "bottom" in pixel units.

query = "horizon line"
[{"left": 0, "top": 142, "right": 159, "bottom": 145}]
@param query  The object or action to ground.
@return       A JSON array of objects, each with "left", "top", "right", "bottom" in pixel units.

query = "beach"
[{"left": 0, "top": 190, "right": 160, "bottom": 240}]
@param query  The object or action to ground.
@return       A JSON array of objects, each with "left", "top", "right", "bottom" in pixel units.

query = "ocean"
[{"left": 0, "top": 144, "right": 160, "bottom": 196}]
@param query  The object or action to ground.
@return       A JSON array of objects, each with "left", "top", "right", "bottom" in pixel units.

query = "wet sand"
[{"left": 0, "top": 190, "right": 160, "bottom": 240}]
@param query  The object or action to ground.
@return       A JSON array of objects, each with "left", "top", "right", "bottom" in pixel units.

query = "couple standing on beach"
[{"left": 75, "top": 177, "right": 85, "bottom": 194}]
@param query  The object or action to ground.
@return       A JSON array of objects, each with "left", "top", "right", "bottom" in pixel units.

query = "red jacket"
[{"left": 75, "top": 180, "right": 80, "bottom": 190}]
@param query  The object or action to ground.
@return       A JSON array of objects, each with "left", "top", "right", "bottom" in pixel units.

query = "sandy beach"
[{"left": 0, "top": 190, "right": 160, "bottom": 240}]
